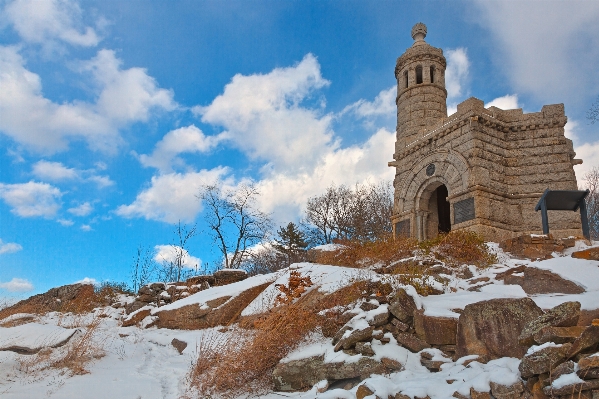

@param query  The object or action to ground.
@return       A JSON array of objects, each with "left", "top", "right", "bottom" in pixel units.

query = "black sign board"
[{"left": 534, "top": 189, "right": 590, "bottom": 240}]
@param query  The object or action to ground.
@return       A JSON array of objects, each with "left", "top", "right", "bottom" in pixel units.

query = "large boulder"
[
  {"left": 414, "top": 310, "right": 458, "bottom": 345},
  {"left": 0, "top": 283, "right": 97, "bottom": 319},
  {"left": 519, "top": 301, "right": 581, "bottom": 346},
  {"left": 272, "top": 355, "right": 394, "bottom": 391},
  {"left": 519, "top": 343, "right": 572, "bottom": 378},
  {"left": 456, "top": 298, "right": 544, "bottom": 359},
  {"left": 154, "top": 282, "right": 270, "bottom": 329}
]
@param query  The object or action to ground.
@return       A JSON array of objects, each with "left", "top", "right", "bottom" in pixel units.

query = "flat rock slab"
[
  {"left": 502, "top": 267, "right": 584, "bottom": 295},
  {"left": 414, "top": 310, "right": 458, "bottom": 345},
  {"left": 273, "top": 355, "right": 388, "bottom": 391},
  {"left": 519, "top": 301, "right": 581, "bottom": 346},
  {"left": 519, "top": 343, "right": 572, "bottom": 378},
  {"left": 0, "top": 323, "right": 79, "bottom": 354}
]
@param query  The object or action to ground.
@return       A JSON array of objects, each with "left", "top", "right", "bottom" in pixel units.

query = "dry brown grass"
[
  {"left": 420, "top": 230, "right": 497, "bottom": 268},
  {"left": 15, "top": 312, "right": 107, "bottom": 377},
  {"left": 187, "top": 303, "right": 319, "bottom": 398},
  {"left": 314, "top": 234, "right": 418, "bottom": 268}
]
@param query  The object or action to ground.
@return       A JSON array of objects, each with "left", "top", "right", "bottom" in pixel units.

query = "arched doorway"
[
  {"left": 420, "top": 183, "right": 451, "bottom": 239},
  {"left": 436, "top": 185, "right": 451, "bottom": 234}
]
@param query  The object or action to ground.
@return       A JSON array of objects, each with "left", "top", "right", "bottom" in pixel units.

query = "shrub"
[
  {"left": 420, "top": 230, "right": 497, "bottom": 268},
  {"left": 314, "top": 233, "right": 418, "bottom": 268}
]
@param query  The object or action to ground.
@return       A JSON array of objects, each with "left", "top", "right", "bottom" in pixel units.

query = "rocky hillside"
[{"left": 0, "top": 235, "right": 598, "bottom": 399}]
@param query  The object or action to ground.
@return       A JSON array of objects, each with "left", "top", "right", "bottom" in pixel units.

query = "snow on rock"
[
  {"left": 311, "top": 243, "right": 346, "bottom": 251},
  {"left": 151, "top": 272, "right": 275, "bottom": 314},
  {"left": 242, "top": 263, "right": 379, "bottom": 316},
  {"left": 0, "top": 323, "right": 80, "bottom": 353}
]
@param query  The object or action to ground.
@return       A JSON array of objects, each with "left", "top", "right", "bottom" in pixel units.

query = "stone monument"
[{"left": 389, "top": 23, "right": 584, "bottom": 241}]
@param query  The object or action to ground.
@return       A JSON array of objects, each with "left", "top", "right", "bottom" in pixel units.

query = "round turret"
[{"left": 395, "top": 23, "right": 448, "bottom": 147}]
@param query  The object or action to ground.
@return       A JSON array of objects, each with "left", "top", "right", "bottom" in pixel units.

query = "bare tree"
[
  {"left": 588, "top": 96, "right": 599, "bottom": 124},
  {"left": 199, "top": 183, "right": 272, "bottom": 269},
  {"left": 304, "top": 182, "right": 393, "bottom": 244},
  {"left": 583, "top": 167, "right": 599, "bottom": 240},
  {"left": 130, "top": 246, "right": 156, "bottom": 293}
]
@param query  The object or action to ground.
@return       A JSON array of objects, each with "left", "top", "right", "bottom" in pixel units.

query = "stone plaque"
[
  {"left": 426, "top": 164, "right": 435, "bottom": 176},
  {"left": 454, "top": 197, "right": 475, "bottom": 224},
  {"left": 395, "top": 219, "right": 410, "bottom": 237}
]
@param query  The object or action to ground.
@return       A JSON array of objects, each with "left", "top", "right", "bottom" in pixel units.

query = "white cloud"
[
  {"left": 31, "top": 160, "right": 114, "bottom": 188},
  {"left": 139, "top": 125, "right": 225, "bottom": 173},
  {"left": 32, "top": 160, "right": 78, "bottom": 181},
  {"left": 0, "top": 277, "right": 33, "bottom": 292},
  {"left": 445, "top": 48, "right": 470, "bottom": 100},
  {"left": 0, "top": 46, "right": 176, "bottom": 154},
  {"left": 81, "top": 49, "right": 176, "bottom": 124},
  {"left": 68, "top": 201, "right": 93, "bottom": 216},
  {"left": 116, "top": 167, "right": 229, "bottom": 223},
  {"left": 80, "top": 224, "right": 92, "bottom": 231},
  {"left": 154, "top": 245, "right": 201, "bottom": 269},
  {"left": 3, "top": 0, "right": 100, "bottom": 47},
  {"left": 0, "top": 239, "right": 23, "bottom": 254},
  {"left": 486, "top": 94, "right": 519, "bottom": 110},
  {"left": 341, "top": 86, "right": 396, "bottom": 118},
  {"left": 74, "top": 277, "right": 97, "bottom": 285},
  {"left": 474, "top": 1, "right": 599, "bottom": 102},
  {"left": 255, "top": 128, "right": 396, "bottom": 223},
  {"left": 57, "top": 218, "right": 74, "bottom": 226},
  {"left": 196, "top": 53, "right": 335, "bottom": 172},
  {"left": 0, "top": 181, "right": 62, "bottom": 217}
]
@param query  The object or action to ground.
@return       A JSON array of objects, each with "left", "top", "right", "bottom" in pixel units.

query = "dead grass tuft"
[
  {"left": 16, "top": 312, "right": 106, "bottom": 377},
  {"left": 314, "top": 234, "right": 418, "bottom": 268},
  {"left": 420, "top": 230, "right": 497, "bottom": 268},
  {"left": 187, "top": 303, "right": 319, "bottom": 398}
]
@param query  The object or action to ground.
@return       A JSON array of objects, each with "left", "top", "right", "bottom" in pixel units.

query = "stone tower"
[
  {"left": 396, "top": 23, "right": 447, "bottom": 147},
  {"left": 389, "top": 23, "right": 583, "bottom": 241}
]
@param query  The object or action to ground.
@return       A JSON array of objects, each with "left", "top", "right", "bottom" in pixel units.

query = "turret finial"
[{"left": 411, "top": 22, "right": 427, "bottom": 42}]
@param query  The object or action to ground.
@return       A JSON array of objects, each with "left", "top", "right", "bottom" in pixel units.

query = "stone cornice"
[{"left": 393, "top": 112, "right": 569, "bottom": 159}]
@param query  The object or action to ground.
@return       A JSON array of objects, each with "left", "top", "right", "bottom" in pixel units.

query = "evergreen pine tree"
[{"left": 274, "top": 222, "right": 308, "bottom": 266}]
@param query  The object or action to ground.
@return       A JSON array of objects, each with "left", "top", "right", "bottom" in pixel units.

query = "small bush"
[
  {"left": 274, "top": 271, "right": 313, "bottom": 305},
  {"left": 314, "top": 234, "right": 418, "bottom": 268},
  {"left": 420, "top": 230, "right": 497, "bottom": 267}
]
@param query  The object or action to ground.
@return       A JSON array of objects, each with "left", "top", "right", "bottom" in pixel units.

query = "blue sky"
[{"left": 1, "top": 0, "right": 599, "bottom": 298}]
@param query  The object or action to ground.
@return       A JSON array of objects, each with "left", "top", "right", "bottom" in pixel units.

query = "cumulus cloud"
[
  {"left": 0, "top": 277, "right": 33, "bottom": 292},
  {"left": 116, "top": 167, "right": 229, "bottom": 223},
  {"left": 32, "top": 160, "right": 78, "bottom": 181},
  {"left": 68, "top": 201, "right": 93, "bottom": 216},
  {"left": 445, "top": 48, "right": 470, "bottom": 100},
  {"left": 0, "top": 181, "right": 62, "bottom": 217},
  {"left": 255, "top": 128, "right": 396, "bottom": 223},
  {"left": 0, "top": 46, "right": 175, "bottom": 154},
  {"left": 139, "top": 125, "right": 226, "bottom": 173},
  {"left": 3, "top": 0, "right": 100, "bottom": 47},
  {"left": 341, "top": 86, "right": 396, "bottom": 118},
  {"left": 196, "top": 53, "right": 335, "bottom": 172},
  {"left": 486, "top": 94, "right": 519, "bottom": 110},
  {"left": 57, "top": 218, "right": 74, "bottom": 226},
  {"left": 0, "top": 239, "right": 23, "bottom": 254},
  {"left": 80, "top": 224, "right": 92, "bottom": 231},
  {"left": 74, "top": 277, "right": 97, "bottom": 285},
  {"left": 32, "top": 160, "right": 115, "bottom": 188},
  {"left": 154, "top": 245, "right": 201, "bottom": 269},
  {"left": 474, "top": 1, "right": 599, "bottom": 103}
]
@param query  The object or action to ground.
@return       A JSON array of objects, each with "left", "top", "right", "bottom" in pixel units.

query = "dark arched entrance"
[{"left": 436, "top": 185, "right": 451, "bottom": 233}]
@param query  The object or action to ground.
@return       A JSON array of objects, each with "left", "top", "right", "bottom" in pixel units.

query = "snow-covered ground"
[{"left": 0, "top": 240, "right": 598, "bottom": 399}]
